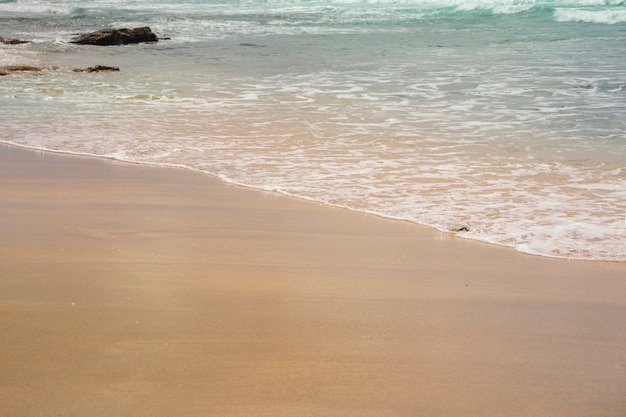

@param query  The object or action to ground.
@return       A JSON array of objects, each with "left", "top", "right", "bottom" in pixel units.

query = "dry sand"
[{"left": 1, "top": 144, "right": 625, "bottom": 417}]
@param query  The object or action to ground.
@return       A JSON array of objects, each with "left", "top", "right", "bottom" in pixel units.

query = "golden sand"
[{"left": 1, "top": 145, "right": 625, "bottom": 417}]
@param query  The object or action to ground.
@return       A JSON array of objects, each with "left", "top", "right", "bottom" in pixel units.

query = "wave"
[
  {"left": 0, "top": 0, "right": 73, "bottom": 16},
  {"left": 1, "top": 0, "right": 624, "bottom": 22},
  {"left": 554, "top": 8, "right": 626, "bottom": 24}
]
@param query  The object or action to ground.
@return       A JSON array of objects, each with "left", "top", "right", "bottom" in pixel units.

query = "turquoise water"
[{"left": 1, "top": 0, "right": 625, "bottom": 261}]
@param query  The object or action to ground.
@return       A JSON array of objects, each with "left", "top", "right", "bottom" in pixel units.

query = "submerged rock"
[
  {"left": 73, "top": 65, "right": 120, "bottom": 73},
  {"left": 0, "top": 65, "right": 43, "bottom": 76},
  {"left": 0, "top": 36, "right": 31, "bottom": 45},
  {"left": 71, "top": 27, "right": 159, "bottom": 46},
  {"left": 0, "top": 64, "right": 119, "bottom": 76}
]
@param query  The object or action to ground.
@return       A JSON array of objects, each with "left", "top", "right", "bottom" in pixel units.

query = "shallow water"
[{"left": 2, "top": 0, "right": 626, "bottom": 260}]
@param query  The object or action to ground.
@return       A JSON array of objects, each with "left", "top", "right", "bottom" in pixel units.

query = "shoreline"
[
  {"left": 2, "top": 141, "right": 622, "bottom": 264},
  {"left": 1, "top": 143, "right": 625, "bottom": 416}
]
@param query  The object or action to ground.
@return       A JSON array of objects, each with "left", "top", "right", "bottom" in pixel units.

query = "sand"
[{"left": 1, "top": 144, "right": 625, "bottom": 417}]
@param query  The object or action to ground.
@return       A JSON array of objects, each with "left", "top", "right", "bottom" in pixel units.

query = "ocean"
[{"left": 1, "top": 0, "right": 625, "bottom": 261}]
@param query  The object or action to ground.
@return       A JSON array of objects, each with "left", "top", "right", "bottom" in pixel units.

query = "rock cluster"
[
  {"left": 1, "top": 27, "right": 166, "bottom": 75},
  {"left": 0, "top": 65, "right": 119, "bottom": 76}
]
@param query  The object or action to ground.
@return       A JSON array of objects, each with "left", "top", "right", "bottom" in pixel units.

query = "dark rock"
[
  {"left": 454, "top": 226, "right": 470, "bottom": 232},
  {"left": 0, "top": 36, "right": 32, "bottom": 45},
  {"left": 0, "top": 65, "right": 43, "bottom": 76},
  {"left": 1, "top": 65, "right": 43, "bottom": 71},
  {"left": 0, "top": 65, "right": 61, "bottom": 76},
  {"left": 71, "top": 27, "right": 159, "bottom": 46},
  {"left": 73, "top": 65, "right": 120, "bottom": 73}
]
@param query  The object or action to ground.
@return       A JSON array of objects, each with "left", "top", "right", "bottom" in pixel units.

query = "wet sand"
[{"left": 1, "top": 144, "right": 625, "bottom": 417}]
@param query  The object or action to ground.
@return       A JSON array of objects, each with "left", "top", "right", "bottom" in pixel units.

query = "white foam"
[
  {"left": 0, "top": 1, "right": 73, "bottom": 16},
  {"left": 554, "top": 8, "right": 626, "bottom": 24}
]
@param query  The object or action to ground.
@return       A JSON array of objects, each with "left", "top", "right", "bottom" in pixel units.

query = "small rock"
[
  {"left": 0, "top": 65, "right": 61, "bottom": 76},
  {"left": 73, "top": 65, "right": 120, "bottom": 73},
  {"left": 0, "top": 36, "right": 32, "bottom": 45},
  {"left": 0, "top": 65, "right": 43, "bottom": 76},
  {"left": 1, "top": 65, "right": 42, "bottom": 72}
]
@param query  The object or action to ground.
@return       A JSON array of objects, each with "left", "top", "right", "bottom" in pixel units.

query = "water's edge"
[{"left": 4, "top": 140, "right": 623, "bottom": 264}]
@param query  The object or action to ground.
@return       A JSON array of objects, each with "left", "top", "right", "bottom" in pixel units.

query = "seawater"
[{"left": 1, "top": 0, "right": 625, "bottom": 261}]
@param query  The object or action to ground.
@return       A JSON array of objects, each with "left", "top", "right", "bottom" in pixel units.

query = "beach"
[{"left": 1, "top": 144, "right": 625, "bottom": 416}]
